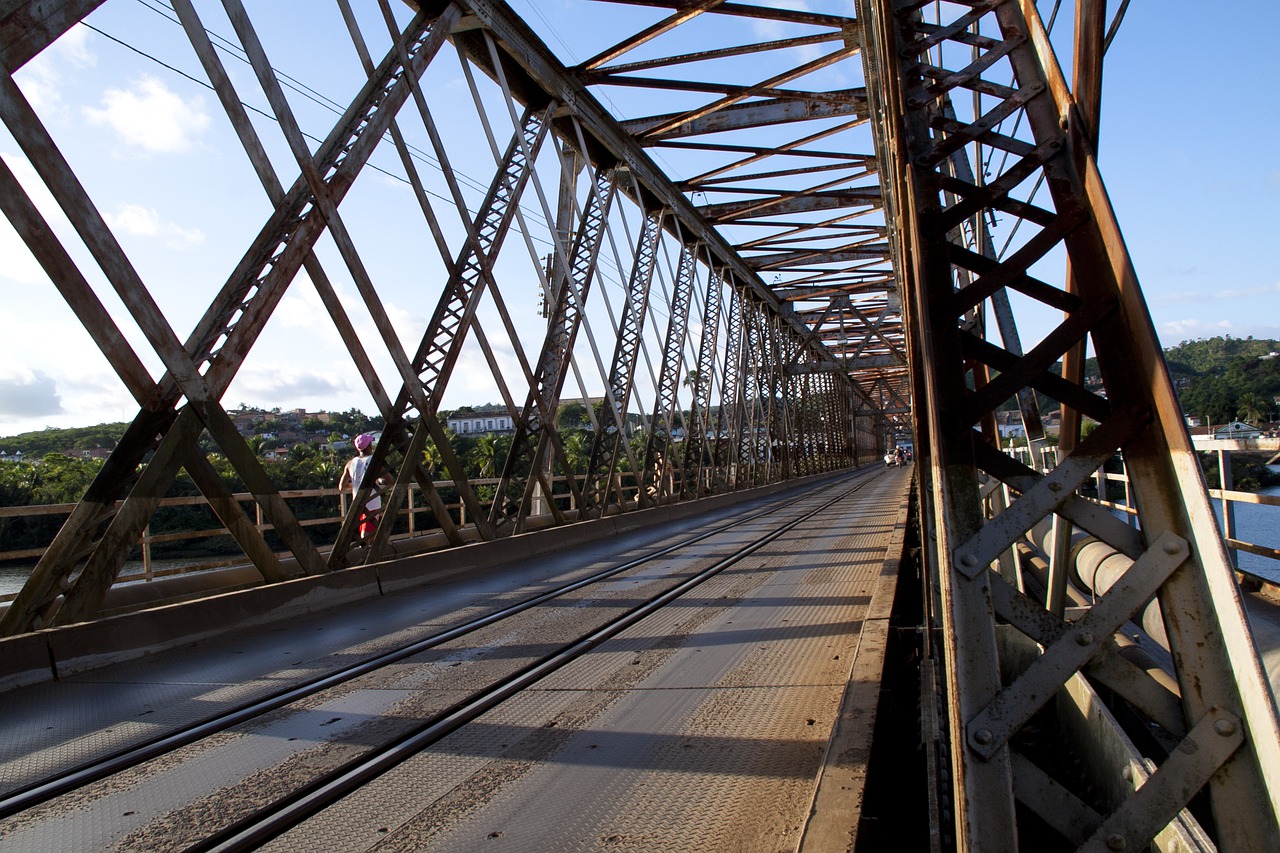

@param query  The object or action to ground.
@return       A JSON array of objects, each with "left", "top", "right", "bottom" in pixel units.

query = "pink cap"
[{"left": 354, "top": 433, "right": 374, "bottom": 451}]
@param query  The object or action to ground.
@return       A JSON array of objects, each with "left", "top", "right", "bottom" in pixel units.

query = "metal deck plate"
[
  {"left": 0, "top": 473, "right": 910, "bottom": 851},
  {"left": 264, "top": 472, "right": 909, "bottom": 852}
]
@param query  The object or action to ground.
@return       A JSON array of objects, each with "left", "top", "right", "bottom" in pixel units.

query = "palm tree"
[
  {"left": 471, "top": 433, "right": 500, "bottom": 478},
  {"left": 1237, "top": 392, "right": 1267, "bottom": 426},
  {"left": 561, "top": 431, "right": 589, "bottom": 475},
  {"left": 312, "top": 456, "right": 341, "bottom": 485},
  {"left": 421, "top": 438, "right": 442, "bottom": 479}
]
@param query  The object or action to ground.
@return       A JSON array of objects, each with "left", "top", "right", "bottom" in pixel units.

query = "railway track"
[{"left": 2, "top": 468, "right": 890, "bottom": 850}]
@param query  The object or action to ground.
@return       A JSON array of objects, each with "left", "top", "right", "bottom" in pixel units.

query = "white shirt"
[{"left": 343, "top": 455, "right": 383, "bottom": 511}]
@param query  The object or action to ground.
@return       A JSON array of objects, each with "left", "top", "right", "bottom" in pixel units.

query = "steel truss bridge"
[{"left": 1, "top": 0, "right": 1277, "bottom": 849}]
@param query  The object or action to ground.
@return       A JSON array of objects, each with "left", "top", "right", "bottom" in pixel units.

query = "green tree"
[
  {"left": 560, "top": 430, "right": 590, "bottom": 475},
  {"left": 1237, "top": 392, "right": 1267, "bottom": 425},
  {"left": 471, "top": 433, "right": 500, "bottom": 478},
  {"left": 0, "top": 460, "right": 37, "bottom": 507},
  {"left": 557, "top": 401, "right": 590, "bottom": 430},
  {"left": 422, "top": 438, "right": 443, "bottom": 478},
  {"left": 28, "top": 454, "right": 103, "bottom": 505},
  {"left": 311, "top": 455, "right": 342, "bottom": 486}
]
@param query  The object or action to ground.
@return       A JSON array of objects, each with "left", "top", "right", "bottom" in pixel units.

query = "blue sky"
[
  {"left": 1090, "top": 1, "right": 1280, "bottom": 346},
  {"left": 0, "top": 0, "right": 1276, "bottom": 438}
]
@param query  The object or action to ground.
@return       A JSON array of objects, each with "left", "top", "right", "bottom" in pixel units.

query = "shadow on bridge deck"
[{"left": 0, "top": 469, "right": 915, "bottom": 851}]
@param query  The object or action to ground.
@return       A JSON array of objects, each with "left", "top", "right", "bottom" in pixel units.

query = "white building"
[
  {"left": 1213, "top": 421, "right": 1262, "bottom": 439},
  {"left": 447, "top": 412, "right": 515, "bottom": 435}
]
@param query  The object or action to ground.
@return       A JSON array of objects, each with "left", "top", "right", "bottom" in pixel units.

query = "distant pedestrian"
[{"left": 338, "top": 433, "right": 383, "bottom": 539}]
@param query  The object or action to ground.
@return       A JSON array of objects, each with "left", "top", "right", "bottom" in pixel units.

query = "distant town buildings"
[
  {"left": 446, "top": 406, "right": 515, "bottom": 435},
  {"left": 1213, "top": 421, "right": 1264, "bottom": 440}
]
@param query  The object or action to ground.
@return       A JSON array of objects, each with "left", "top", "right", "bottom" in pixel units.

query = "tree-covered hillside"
[
  {"left": 0, "top": 423, "right": 129, "bottom": 458},
  {"left": 1163, "top": 336, "right": 1280, "bottom": 425}
]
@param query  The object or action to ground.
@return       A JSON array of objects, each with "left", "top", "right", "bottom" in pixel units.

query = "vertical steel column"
[
  {"left": 642, "top": 243, "right": 697, "bottom": 502},
  {"left": 713, "top": 285, "right": 746, "bottom": 492},
  {"left": 491, "top": 166, "right": 617, "bottom": 531},
  {"left": 680, "top": 266, "right": 724, "bottom": 499},
  {"left": 858, "top": 0, "right": 1280, "bottom": 847},
  {"left": 332, "top": 104, "right": 555, "bottom": 565},
  {"left": 583, "top": 208, "right": 665, "bottom": 514},
  {"left": 739, "top": 300, "right": 767, "bottom": 486}
]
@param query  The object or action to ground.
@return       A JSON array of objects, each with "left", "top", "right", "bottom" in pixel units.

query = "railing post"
[
  {"left": 408, "top": 485, "right": 415, "bottom": 536},
  {"left": 142, "top": 523, "right": 153, "bottom": 581},
  {"left": 1219, "top": 447, "right": 1238, "bottom": 568},
  {"left": 1123, "top": 459, "right": 1136, "bottom": 526}
]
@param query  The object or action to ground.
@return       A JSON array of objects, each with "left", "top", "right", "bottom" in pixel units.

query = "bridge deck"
[{"left": 0, "top": 469, "right": 912, "bottom": 852}]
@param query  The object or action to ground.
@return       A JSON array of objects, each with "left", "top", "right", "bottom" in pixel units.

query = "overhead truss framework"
[
  {"left": 0, "top": 0, "right": 880, "bottom": 636},
  {"left": 0, "top": 1, "right": 1277, "bottom": 849},
  {"left": 570, "top": 0, "right": 909, "bottom": 429}
]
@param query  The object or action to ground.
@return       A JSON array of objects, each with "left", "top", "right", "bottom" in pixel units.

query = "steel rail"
[
  {"left": 0, "top": 466, "right": 883, "bottom": 820},
  {"left": 184, "top": 468, "right": 886, "bottom": 853}
]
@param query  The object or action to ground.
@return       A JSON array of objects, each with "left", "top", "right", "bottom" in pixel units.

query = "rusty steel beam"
[{"left": 857, "top": 0, "right": 1280, "bottom": 847}]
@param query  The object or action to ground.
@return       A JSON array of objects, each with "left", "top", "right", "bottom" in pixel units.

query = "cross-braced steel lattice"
[{"left": 1, "top": 1, "right": 1277, "bottom": 849}]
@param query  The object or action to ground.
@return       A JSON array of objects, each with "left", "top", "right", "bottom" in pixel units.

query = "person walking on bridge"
[{"left": 338, "top": 433, "right": 384, "bottom": 540}]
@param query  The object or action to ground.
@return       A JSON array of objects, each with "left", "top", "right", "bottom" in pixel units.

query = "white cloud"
[
  {"left": 104, "top": 202, "right": 206, "bottom": 249},
  {"left": 12, "top": 25, "right": 97, "bottom": 117},
  {"left": 105, "top": 202, "right": 160, "bottom": 236},
  {"left": 0, "top": 153, "right": 64, "bottom": 285},
  {"left": 1159, "top": 317, "right": 1280, "bottom": 344},
  {"left": 276, "top": 285, "right": 339, "bottom": 336},
  {"left": 83, "top": 75, "right": 211, "bottom": 154},
  {"left": 52, "top": 25, "right": 95, "bottom": 68},
  {"left": 229, "top": 366, "right": 352, "bottom": 404},
  {"left": 0, "top": 216, "right": 50, "bottom": 285},
  {"left": 750, "top": 0, "right": 812, "bottom": 38},
  {"left": 0, "top": 370, "right": 63, "bottom": 421},
  {"left": 275, "top": 280, "right": 431, "bottom": 361}
]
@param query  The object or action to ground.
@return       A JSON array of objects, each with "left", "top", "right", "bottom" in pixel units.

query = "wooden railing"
[
  {"left": 0, "top": 475, "right": 647, "bottom": 603},
  {"left": 1208, "top": 488, "right": 1280, "bottom": 579}
]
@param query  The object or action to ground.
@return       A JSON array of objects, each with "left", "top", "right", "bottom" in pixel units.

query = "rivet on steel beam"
[
  {"left": 1048, "top": 481, "right": 1063, "bottom": 492},
  {"left": 1076, "top": 631, "right": 1093, "bottom": 647},
  {"left": 959, "top": 553, "right": 978, "bottom": 568},
  {"left": 973, "top": 728, "right": 993, "bottom": 745},
  {"left": 1106, "top": 833, "right": 1127, "bottom": 850},
  {"left": 1162, "top": 539, "right": 1182, "bottom": 556},
  {"left": 1215, "top": 718, "right": 1238, "bottom": 737}
]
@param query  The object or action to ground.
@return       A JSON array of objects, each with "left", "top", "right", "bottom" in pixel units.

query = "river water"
[
  {"left": 1216, "top": 481, "right": 1280, "bottom": 584},
  {"left": 0, "top": 556, "right": 228, "bottom": 600}
]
